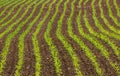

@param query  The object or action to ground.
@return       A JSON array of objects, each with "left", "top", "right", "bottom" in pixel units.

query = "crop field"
[{"left": 0, "top": 0, "right": 120, "bottom": 76}]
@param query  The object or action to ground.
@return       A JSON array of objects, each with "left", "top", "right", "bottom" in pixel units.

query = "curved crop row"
[
  {"left": 0, "top": 0, "right": 27, "bottom": 25},
  {"left": 56, "top": 0, "right": 83, "bottom": 75},
  {"left": 84, "top": 0, "right": 89, "bottom": 5},
  {"left": 44, "top": 0, "right": 64, "bottom": 76},
  {"left": 31, "top": 0, "right": 51, "bottom": 76},
  {"left": 0, "top": 0, "right": 33, "bottom": 39},
  {"left": 91, "top": 0, "right": 120, "bottom": 59},
  {"left": 0, "top": 0, "right": 20, "bottom": 16},
  {"left": 15, "top": 0, "right": 49, "bottom": 76},
  {"left": 83, "top": 10, "right": 120, "bottom": 75},
  {"left": 106, "top": 0, "right": 120, "bottom": 27},
  {"left": 0, "top": 0, "right": 12, "bottom": 7},
  {"left": 66, "top": 0, "right": 103, "bottom": 75},
  {"left": 0, "top": 0, "right": 39, "bottom": 75},
  {"left": 98, "top": 0, "right": 120, "bottom": 35},
  {"left": 0, "top": 0, "right": 26, "bottom": 26},
  {"left": 0, "top": 0, "right": 29, "bottom": 25},
  {"left": 0, "top": 0, "right": 120, "bottom": 76},
  {"left": 16, "top": 0, "right": 51, "bottom": 76},
  {"left": 82, "top": 0, "right": 120, "bottom": 74},
  {"left": 113, "top": 0, "right": 120, "bottom": 17},
  {"left": 0, "top": 0, "right": 14, "bottom": 8}
]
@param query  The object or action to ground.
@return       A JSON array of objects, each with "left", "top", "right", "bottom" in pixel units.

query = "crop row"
[{"left": 0, "top": 0, "right": 120, "bottom": 76}]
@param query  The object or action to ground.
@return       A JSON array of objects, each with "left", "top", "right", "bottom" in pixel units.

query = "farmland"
[{"left": 0, "top": 0, "right": 120, "bottom": 76}]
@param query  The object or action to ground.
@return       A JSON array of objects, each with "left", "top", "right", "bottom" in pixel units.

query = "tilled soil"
[{"left": 0, "top": 0, "right": 120, "bottom": 76}]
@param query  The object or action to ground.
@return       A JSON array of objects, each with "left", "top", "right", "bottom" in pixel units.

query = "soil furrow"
[
  {"left": 0, "top": 1, "right": 29, "bottom": 34},
  {"left": 80, "top": 1, "right": 119, "bottom": 75},
  {"left": 80, "top": 11, "right": 118, "bottom": 76},
  {"left": 50, "top": 0, "right": 77, "bottom": 75},
  {"left": 15, "top": 0, "right": 48, "bottom": 75},
  {"left": 0, "top": 0, "right": 120, "bottom": 76},
  {"left": 94, "top": 0, "right": 120, "bottom": 62},
  {"left": 20, "top": 1, "right": 53, "bottom": 76},
  {"left": 36, "top": 0, "right": 60, "bottom": 75},
  {"left": 109, "top": 0, "right": 120, "bottom": 21},
  {"left": 0, "top": 7, "right": 4, "bottom": 14},
  {"left": 89, "top": 1, "right": 120, "bottom": 62},
  {"left": 61, "top": 0, "right": 99, "bottom": 76},
  {"left": 0, "top": 0, "right": 27, "bottom": 25},
  {"left": 94, "top": 4, "right": 119, "bottom": 35},
  {"left": 100, "top": 0, "right": 120, "bottom": 29},
  {"left": 1, "top": 37, "right": 18, "bottom": 76},
  {"left": 0, "top": 0, "right": 21, "bottom": 19},
  {"left": 0, "top": 5, "right": 34, "bottom": 76}
]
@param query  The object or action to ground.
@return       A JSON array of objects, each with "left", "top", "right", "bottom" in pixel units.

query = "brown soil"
[
  {"left": 116, "top": 0, "right": 120, "bottom": 7},
  {"left": 0, "top": 0, "right": 32, "bottom": 34},
  {"left": 92, "top": 0, "right": 120, "bottom": 62},
  {"left": 100, "top": 0, "right": 120, "bottom": 30},
  {"left": 50, "top": 0, "right": 77, "bottom": 75},
  {"left": 21, "top": 1, "right": 55, "bottom": 76},
  {"left": 1, "top": 37, "right": 19, "bottom": 76},
  {"left": 0, "top": 1, "right": 27, "bottom": 24},
  {"left": 75, "top": 0, "right": 119, "bottom": 76},
  {"left": 37, "top": 1, "right": 60, "bottom": 76},
  {"left": 78, "top": 0, "right": 120, "bottom": 63},
  {"left": 60, "top": 0, "right": 99, "bottom": 76},
  {"left": 0, "top": 1, "right": 24, "bottom": 19},
  {"left": 1, "top": 3, "right": 35, "bottom": 76},
  {"left": 109, "top": 0, "right": 120, "bottom": 22},
  {"left": 0, "top": 7, "right": 4, "bottom": 14},
  {"left": 0, "top": 0, "right": 120, "bottom": 76}
]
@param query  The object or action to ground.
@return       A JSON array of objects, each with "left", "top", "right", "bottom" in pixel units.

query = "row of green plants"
[
  {"left": 100, "top": 0, "right": 120, "bottom": 37},
  {"left": 95, "top": 0, "right": 120, "bottom": 74},
  {"left": 82, "top": 0, "right": 120, "bottom": 74},
  {"left": 0, "top": 0, "right": 120, "bottom": 76},
  {"left": 98, "top": 0, "right": 120, "bottom": 36},
  {"left": 0, "top": 0, "right": 39, "bottom": 75},
  {"left": 106, "top": 0, "right": 120, "bottom": 28},
  {"left": 15, "top": 0, "right": 48, "bottom": 76},
  {"left": 17, "top": 0, "right": 52, "bottom": 76},
  {"left": 0, "top": 0, "right": 20, "bottom": 16},
  {"left": 0, "top": 0, "right": 33, "bottom": 39},
  {"left": 91, "top": 0, "right": 120, "bottom": 60},
  {"left": 67, "top": 0, "right": 103, "bottom": 75},
  {"left": 56, "top": 0, "right": 83, "bottom": 75},
  {"left": 44, "top": 0, "right": 64, "bottom": 76},
  {"left": 0, "top": 0, "right": 14, "bottom": 8},
  {"left": 69, "top": 0, "right": 120, "bottom": 75},
  {"left": 83, "top": 9, "right": 120, "bottom": 75},
  {"left": 0, "top": 0, "right": 27, "bottom": 25},
  {"left": 113, "top": 0, "right": 120, "bottom": 17},
  {"left": 31, "top": 0, "right": 52, "bottom": 75}
]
